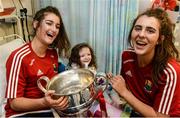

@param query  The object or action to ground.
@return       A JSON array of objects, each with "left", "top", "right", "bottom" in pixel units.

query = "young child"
[
  {"left": 68, "top": 42, "right": 97, "bottom": 74},
  {"left": 69, "top": 43, "right": 123, "bottom": 117}
]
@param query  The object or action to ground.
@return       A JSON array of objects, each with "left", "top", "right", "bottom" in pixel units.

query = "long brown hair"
[
  {"left": 68, "top": 43, "right": 97, "bottom": 69},
  {"left": 32, "top": 6, "right": 71, "bottom": 57},
  {"left": 128, "top": 8, "right": 179, "bottom": 84}
]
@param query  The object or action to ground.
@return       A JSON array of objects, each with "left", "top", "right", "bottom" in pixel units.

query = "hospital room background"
[{"left": 0, "top": 0, "right": 180, "bottom": 116}]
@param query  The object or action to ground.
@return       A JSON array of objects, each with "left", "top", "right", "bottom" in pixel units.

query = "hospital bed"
[{"left": 0, "top": 14, "right": 25, "bottom": 117}]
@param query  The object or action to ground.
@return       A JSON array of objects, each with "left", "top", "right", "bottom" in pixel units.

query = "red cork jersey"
[
  {"left": 5, "top": 42, "right": 58, "bottom": 117},
  {"left": 121, "top": 49, "right": 180, "bottom": 116}
]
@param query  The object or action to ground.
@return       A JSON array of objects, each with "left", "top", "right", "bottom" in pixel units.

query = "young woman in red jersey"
[
  {"left": 5, "top": 6, "right": 71, "bottom": 117},
  {"left": 108, "top": 8, "right": 180, "bottom": 117}
]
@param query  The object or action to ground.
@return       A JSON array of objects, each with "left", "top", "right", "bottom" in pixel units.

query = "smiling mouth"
[
  {"left": 47, "top": 32, "right": 53, "bottom": 38},
  {"left": 136, "top": 40, "right": 147, "bottom": 46}
]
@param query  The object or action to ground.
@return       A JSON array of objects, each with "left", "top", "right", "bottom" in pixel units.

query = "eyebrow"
[
  {"left": 134, "top": 25, "right": 157, "bottom": 32},
  {"left": 146, "top": 26, "right": 157, "bottom": 32}
]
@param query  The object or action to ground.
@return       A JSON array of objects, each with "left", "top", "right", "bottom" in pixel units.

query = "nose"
[
  {"left": 139, "top": 29, "right": 145, "bottom": 38},
  {"left": 52, "top": 24, "right": 59, "bottom": 32},
  {"left": 84, "top": 56, "right": 89, "bottom": 60}
]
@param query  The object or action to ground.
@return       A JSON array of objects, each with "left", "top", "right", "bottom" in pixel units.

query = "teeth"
[
  {"left": 47, "top": 32, "right": 51, "bottom": 35},
  {"left": 47, "top": 32, "right": 53, "bottom": 37},
  {"left": 136, "top": 40, "right": 146, "bottom": 45}
]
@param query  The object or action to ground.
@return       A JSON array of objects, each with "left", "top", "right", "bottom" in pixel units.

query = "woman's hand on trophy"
[
  {"left": 43, "top": 90, "right": 69, "bottom": 110},
  {"left": 108, "top": 75, "right": 128, "bottom": 98}
]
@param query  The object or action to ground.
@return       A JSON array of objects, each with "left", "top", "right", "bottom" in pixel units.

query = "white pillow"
[{"left": 0, "top": 38, "right": 24, "bottom": 116}]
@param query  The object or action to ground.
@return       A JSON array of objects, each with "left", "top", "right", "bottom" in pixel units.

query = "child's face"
[{"left": 79, "top": 47, "right": 92, "bottom": 67}]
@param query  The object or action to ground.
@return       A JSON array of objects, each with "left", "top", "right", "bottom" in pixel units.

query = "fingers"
[
  {"left": 51, "top": 96, "right": 69, "bottom": 110},
  {"left": 106, "top": 72, "right": 113, "bottom": 79},
  {"left": 109, "top": 75, "right": 123, "bottom": 85},
  {"left": 44, "top": 90, "right": 69, "bottom": 110},
  {"left": 55, "top": 97, "right": 69, "bottom": 110},
  {"left": 45, "top": 90, "right": 55, "bottom": 97}
]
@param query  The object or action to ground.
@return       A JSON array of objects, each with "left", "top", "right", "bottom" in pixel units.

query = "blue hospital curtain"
[{"left": 39, "top": 0, "right": 139, "bottom": 74}]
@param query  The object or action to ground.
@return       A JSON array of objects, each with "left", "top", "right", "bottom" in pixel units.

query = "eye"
[
  {"left": 146, "top": 27, "right": 156, "bottom": 34},
  {"left": 46, "top": 21, "right": 52, "bottom": 26},
  {"left": 56, "top": 25, "right": 60, "bottom": 29},
  {"left": 147, "top": 30, "right": 155, "bottom": 33},
  {"left": 134, "top": 25, "right": 142, "bottom": 32},
  {"left": 80, "top": 55, "right": 85, "bottom": 58},
  {"left": 56, "top": 24, "right": 60, "bottom": 29},
  {"left": 45, "top": 20, "right": 60, "bottom": 29}
]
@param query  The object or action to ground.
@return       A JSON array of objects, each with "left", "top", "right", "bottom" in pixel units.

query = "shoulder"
[
  {"left": 6, "top": 43, "right": 31, "bottom": 68},
  {"left": 46, "top": 48, "right": 58, "bottom": 60},
  {"left": 166, "top": 59, "right": 180, "bottom": 74},
  {"left": 122, "top": 48, "right": 136, "bottom": 63},
  {"left": 8, "top": 43, "right": 31, "bottom": 60},
  {"left": 163, "top": 58, "right": 180, "bottom": 83},
  {"left": 122, "top": 48, "right": 135, "bottom": 57},
  {"left": 47, "top": 48, "right": 58, "bottom": 55}
]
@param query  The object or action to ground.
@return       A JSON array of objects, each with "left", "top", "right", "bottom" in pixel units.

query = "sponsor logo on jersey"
[
  {"left": 29, "top": 59, "right": 35, "bottom": 66},
  {"left": 37, "top": 69, "right": 43, "bottom": 76},
  {"left": 125, "top": 70, "right": 132, "bottom": 77}
]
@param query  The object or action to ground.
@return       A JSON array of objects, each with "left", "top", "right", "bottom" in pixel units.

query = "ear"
[
  {"left": 160, "top": 35, "right": 165, "bottom": 41},
  {"left": 157, "top": 35, "right": 165, "bottom": 45},
  {"left": 130, "top": 39, "right": 134, "bottom": 47},
  {"left": 33, "top": 20, "right": 38, "bottom": 29}
]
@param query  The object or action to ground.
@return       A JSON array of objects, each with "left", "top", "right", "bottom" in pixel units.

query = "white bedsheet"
[{"left": 0, "top": 38, "right": 24, "bottom": 116}]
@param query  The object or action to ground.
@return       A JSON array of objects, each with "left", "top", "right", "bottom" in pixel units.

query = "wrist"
[
  {"left": 119, "top": 88, "right": 129, "bottom": 99},
  {"left": 41, "top": 97, "right": 49, "bottom": 108}
]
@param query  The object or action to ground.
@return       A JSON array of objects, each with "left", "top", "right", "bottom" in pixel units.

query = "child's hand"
[{"left": 106, "top": 72, "right": 113, "bottom": 79}]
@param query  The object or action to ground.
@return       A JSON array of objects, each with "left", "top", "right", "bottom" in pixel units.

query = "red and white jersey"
[
  {"left": 5, "top": 42, "right": 58, "bottom": 117},
  {"left": 121, "top": 49, "right": 180, "bottom": 116}
]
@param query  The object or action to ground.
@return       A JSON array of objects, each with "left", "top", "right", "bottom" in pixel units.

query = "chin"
[
  {"left": 134, "top": 50, "right": 145, "bottom": 55},
  {"left": 46, "top": 40, "right": 54, "bottom": 45}
]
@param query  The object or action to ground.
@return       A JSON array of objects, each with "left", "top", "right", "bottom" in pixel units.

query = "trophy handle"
[
  {"left": 95, "top": 72, "right": 108, "bottom": 92},
  {"left": 37, "top": 76, "right": 50, "bottom": 93}
]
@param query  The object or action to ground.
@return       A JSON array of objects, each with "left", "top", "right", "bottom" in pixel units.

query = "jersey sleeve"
[
  {"left": 153, "top": 62, "right": 180, "bottom": 115},
  {"left": 5, "top": 50, "right": 27, "bottom": 99}
]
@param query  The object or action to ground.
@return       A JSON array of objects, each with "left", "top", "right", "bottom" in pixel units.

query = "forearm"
[
  {"left": 121, "top": 90, "right": 168, "bottom": 117},
  {"left": 10, "top": 97, "right": 49, "bottom": 112}
]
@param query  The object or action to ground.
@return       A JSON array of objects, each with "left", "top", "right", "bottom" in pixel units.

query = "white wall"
[
  {"left": 0, "top": 0, "right": 33, "bottom": 41},
  {"left": 138, "top": 0, "right": 153, "bottom": 13},
  {"left": 1, "top": 0, "right": 33, "bottom": 16}
]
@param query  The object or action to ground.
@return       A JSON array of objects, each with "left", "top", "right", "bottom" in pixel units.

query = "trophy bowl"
[{"left": 37, "top": 68, "right": 107, "bottom": 116}]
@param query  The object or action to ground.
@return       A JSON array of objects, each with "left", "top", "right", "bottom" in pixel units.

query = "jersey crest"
[{"left": 144, "top": 80, "right": 152, "bottom": 93}]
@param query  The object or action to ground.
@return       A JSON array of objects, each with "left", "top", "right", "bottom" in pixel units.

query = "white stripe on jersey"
[
  {"left": 158, "top": 63, "right": 177, "bottom": 114},
  {"left": 122, "top": 49, "right": 135, "bottom": 64},
  {"left": 123, "top": 59, "right": 135, "bottom": 64},
  {"left": 123, "top": 48, "right": 135, "bottom": 52},
  {"left": 7, "top": 45, "right": 31, "bottom": 98}
]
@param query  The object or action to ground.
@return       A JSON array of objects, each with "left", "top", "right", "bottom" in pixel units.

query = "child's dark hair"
[
  {"left": 69, "top": 43, "right": 97, "bottom": 68},
  {"left": 33, "top": 6, "right": 71, "bottom": 57}
]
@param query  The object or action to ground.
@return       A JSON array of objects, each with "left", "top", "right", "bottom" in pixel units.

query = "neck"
[
  {"left": 137, "top": 50, "right": 155, "bottom": 67},
  {"left": 31, "top": 37, "right": 48, "bottom": 57}
]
